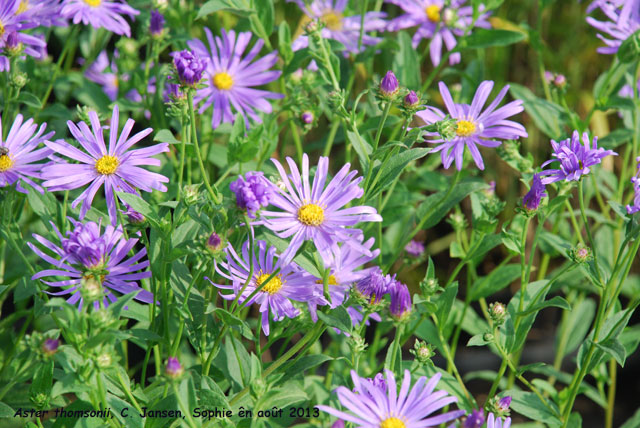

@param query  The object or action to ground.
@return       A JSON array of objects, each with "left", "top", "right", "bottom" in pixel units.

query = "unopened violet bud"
[
  {"left": 206, "top": 232, "right": 223, "bottom": 253},
  {"left": 7, "top": 32, "right": 19, "bottom": 51},
  {"left": 42, "top": 338, "right": 60, "bottom": 356},
  {"left": 229, "top": 171, "right": 274, "bottom": 218},
  {"left": 301, "top": 111, "right": 314, "bottom": 124},
  {"left": 498, "top": 396, "right": 512, "bottom": 413},
  {"left": 389, "top": 280, "right": 412, "bottom": 320},
  {"left": 121, "top": 203, "right": 145, "bottom": 225},
  {"left": 166, "top": 357, "right": 184, "bottom": 378},
  {"left": 544, "top": 70, "right": 554, "bottom": 84},
  {"left": 170, "top": 49, "right": 205, "bottom": 87},
  {"left": 404, "top": 240, "right": 425, "bottom": 257},
  {"left": 404, "top": 90, "right": 419, "bottom": 107},
  {"left": 380, "top": 70, "right": 399, "bottom": 96},
  {"left": 523, "top": 173, "right": 547, "bottom": 211},
  {"left": 463, "top": 410, "right": 485, "bottom": 428},
  {"left": 554, "top": 74, "right": 566, "bottom": 88},
  {"left": 150, "top": 9, "right": 165, "bottom": 37}
]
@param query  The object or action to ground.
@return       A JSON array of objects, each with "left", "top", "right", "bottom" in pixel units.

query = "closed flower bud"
[
  {"left": 389, "top": 280, "right": 412, "bottom": 320},
  {"left": 171, "top": 49, "right": 206, "bottom": 87},
  {"left": 447, "top": 212, "right": 467, "bottom": 231},
  {"left": 150, "top": 9, "right": 165, "bottom": 37},
  {"left": 379, "top": 70, "right": 399, "bottom": 97},
  {"left": 96, "top": 352, "right": 112, "bottom": 369},
  {"left": 570, "top": 244, "right": 592, "bottom": 264},
  {"left": 543, "top": 71, "right": 555, "bottom": 84},
  {"left": 489, "top": 302, "right": 506, "bottom": 325},
  {"left": 301, "top": 111, "right": 314, "bottom": 124},
  {"left": 166, "top": 357, "right": 184, "bottom": 379},
  {"left": 435, "top": 117, "right": 458, "bottom": 141},
  {"left": 42, "top": 338, "right": 60, "bottom": 356},
  {"left": 250, "top": 377, "right": 267, "bottom": 398},
  {"left": 6, "top": 32, "right": 20, "bottom": 52},
  {"left": 553, "top": 74, "right": 566, "bottom": 88},
  {"left": 523, "top": 173, "right": 547, "bottom": 212},
  {"left": 331, "top": 421, "right": 345, "bottom": 428},
  {"left": 420, "top": 277, "right": 439, "bottom": 296},
  {"left": 405, "top": 240, "right": 425, "bottom": 257},
  {"left": 486, "top": 395, "right": 511, "bottom": 418},
  {"left": 183, "top": 184, "right": 200, "bottom": 205},
  {"left": 206, "top": 232, "right": 224, "bottom": 253},
  {"left": 81, "top": 276, "right": 103, "bottom": 302},
  {"left": 410, "top": 339, "right": 435, "bottom": 364},
  {"left": 404, "top": 90, "right": 420, "bottom": 107}
]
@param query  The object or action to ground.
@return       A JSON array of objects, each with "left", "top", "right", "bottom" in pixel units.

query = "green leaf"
[
  {"left": 617, "top": 29, "right": 640, "bottom": 63},
  {"left": 509, "top": 83, "right": 567, "bottom": 139},
  {"left": 414, "top": 179, "right": 487, "bottom": 230},
  {"left": 595, "top": 338, "right": 627, "bottom": 367},
  {"left": 467, "top": 333, "right": 490, "bottom": 347},
  {"left": 253, "top": 0, "right": 274, "bottom": 36},
  {"left": 108, "top": 291, "right": 141, "bottom": 319},
  {"left": 465, "top": 29, "right": 526, "bottom": 49},
  {"left": 558, "top": 297, "right": 596, "bottom": 357},
  {"left": 115, "top": 192, "right": 162, "bottom": 227},
  {"left": 261, "top": 384, "right": 307, "bottom": 409},
  {"left": 260, "top": 232, "right": 321, "bottom": 277},
  {"left": 346, "top": 130, "right": 371, "bottom": 171},
  {"left": 599, "top": 128, "right": 633, "bottom": 150},
  {"left": 436, "top": 282, "right": 458, "bottom": 327},
  {"left": 197, "top": 0, "right": 252, "bottom": 19},
  {"left": 29, "top": 360, "right": 54, "bottom": 398},
  {"left": 154, "top": 128, "right": 183, "bottom": 145},
  {"left": 368, "top": 148, "right": 430, "bottom": 199},
  {"left": 17, "top": 92, "right": 43, "bottom": 109},
  {"left": 620, "top": 408, "right": 640, "bottom": 428},
  {"left": 392, "top": 31, "right": 421, "bottom": 89},
  {"left": 504, "top": 389, "right": 561, "bottom": 425},
  {"left": 317, "top": 306, "right": 352, "bottom": 334},
  {"left": 201, "top": 376, "right": 230, "bottom": 408},
  {"left": 285, "top": 355, "right": 333, "bottom": 378},
  {"left": 0, "top": 402, "right": 14, "bottom": 417},
  {"left": 517, "top": 296, "right": 571, "bottom": 317},
  {"left": 278, "top": 22, "right": 293, "bottom": 64},
  {"left": 505, "top": 280, "right": 550, "bottom": 352},
  {"left": 471, "top": 264, "right": 521, "bottom": 300},
  {"left": 213, "top": 308, "right": 254, "bottom": 340}
]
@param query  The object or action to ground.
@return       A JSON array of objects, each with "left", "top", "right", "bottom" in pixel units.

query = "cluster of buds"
[
  {"left": 488, "top": 302, "right": 507, "bottom": 326},
  {"left": 569, "top": 244, "right": 592, "bottom": 264},
  {"left": 410, "top": 339, "right": 435, "bottom": 365},
  {"left": 348, "top": 332, "right": 368, "bottom": 355}
]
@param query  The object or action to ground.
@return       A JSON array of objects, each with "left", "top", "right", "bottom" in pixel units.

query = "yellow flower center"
[
  {"left": 380, "top": 417, "right": 407, "bottom": 428},
  {"left": 315, "top": 274, "right": 339, "bottom": 285},
  {"left": 256, "top": 272, "right": 283, "bottom": 294},
  {"left": 297, "top": 203, "right": 325, "bottom": 226},
  {"left": 16, "top": 0, "right": 28, "bottom": 14},
  {"left": 425, "top": 5, "right": 441, "bottom": 22},
  {"left": 0, "top": 20, "right": 5, "bottom": 37},
  {"left": 321, "top": 11, "right": 343, "bottom": 30},
  {"left": 84, "top": 0, "right": 101, "bottom": 7},
  {"left": 95, "top": 155, "right": 119, "bottom": 175},
  {"left": 0, "top": 154, "right": 13, "bottom": 172},
  {"left": 456, "top": 120, "right": 476, "bottom": 137},
  {"left": 212, "top": 72, "right": 234, "bottom": 90}
]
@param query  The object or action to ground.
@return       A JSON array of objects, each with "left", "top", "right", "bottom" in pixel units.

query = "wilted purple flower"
[
  {"left": 256, "top": 154, "right": 382, "bottom": 265},
  {"left": 207, "top": 240, "right": 322, "bottom": 336},
  {"left": 487, "top": 413, "right": 511, "bottom": 428},
  {"left": 0, "top": 0, "right": 47, "bottom": 71},
  {"left": 417, "top": 81, "right": 527, "bottom": 170},
  {"left": 539, "top": 131, "right": 617, "bottom": 184},
  {"left": 405, "top": 239, "right": 425, "bottom": 257},
  {"left": 187, "top": 28, "right": 283, "bottom": 129},
  {"left": 171, "top": 49, "right": 205, "bottom": 87},
  {"left": 28, "top": 219, "right": 154, "bottom": 310},
  {"left": 355, "top": 266, "right": 391, "bottom": 304},
  {"left": 386, "top": 0, "right": 491, "bottom": 66},
  {"left": 389, "top": 279, "right": 412, "bottom": 318},
  {"left": 380, "top": 70, "right": 399, "bottom": 96},
  {"left": 166, "top": 357, "right": 184, "bottom": 378},
  {"left": 150, "top": 9, "right": 164, "bottom": 36},
  {"left": 229, "top": 172, "right": 274, "bottom": 218},
  {"left": 586, "top": 0, "right": 640, "bottom": 54},
  {"left": 0, "top": 114, "right": 54, "bottom": 193},
  {"left": 404, "top": 90, "right": 420, "bottom": 107},
  {"left": 523, "top": 173, "right": 547, "bottom": 211},
  {"left": 317, "top": 370, "right": 465, "bottom": 427},
  {"left": 42, "top": 105, "right": 169, "bottom": 225},
  {"left": 307, "top": 236, "right": 380, "bottom": 321},
  {"left": 288, "top": 0, "right": 387, "bottom": 53},
  {"left": 301, "top": 111, "right": 314, "bottom": 124},
  {"left": 626, "top": 158, "right": 640, "bottom": 214},
  {"left": 61, "top": 0, "right": 139, "bottom": 37},
  {"left": 42, "top": 338, "right": 60, "bottom": 355},
  {"left": 464, "top": 410, "right": 485, "bottom": 428}
]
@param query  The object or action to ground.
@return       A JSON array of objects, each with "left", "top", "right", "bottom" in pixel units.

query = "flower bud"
[
  {"left": 554, "top": 74, "right": 566, "bottom": 88},
  {"left": 301, "top": 111, "right": 314, "bottom": 125},
  {"left": 183, "top": 184, "right": 200, "bottom": 205},
  {"left": 404, "top": 240, "right": 425, "bottom": 257},
  {"left": 166, "top": 357, "right": 184, "bottom": 379},
  {"left": 410, "top": 339, "right": 435, "bottom": 365},
  {"left": 389, "top": 280, "right": 412, "bottom": 320},
  {"left": 150, "top": 9, "right": 165, "bottom": 37},
  {"left": 42, "top": 338, "right": 60, "bottom": 356},
  {"left": 380, "top": 70, "right": 399, "bottom": 97},
  {"left": 6, "top": 32, "right": 20, "bottom": 53},
  {"left": 543, "top": 70, "right": 554, "bottom": 84},
  {"left": 523, "top": 173, "right": 547, "bottom": 212},
  {"left": 483, "top": 332, "right": 494, "bottom": 342},
  {"left": 331, "top": 421, "right": 345, "bottom": 428},
  {"left": 250, "top": 377, "right": 267, "bottom": 398},
  {"left": 447, "top": 212, "right": 467, "bottom": 231},
  {"left": 404, "top": 90, "right": 419, "bottom": 107},
  {"left": 170, "top": 49, "right": 205, "bottom": 87},
  {"left": 80, "top": 275, "right": 103, "bottom": 303},
  {"left": 489, "top": 302, "right": 506, "bottom": 325},
  {"left": 486, "top": 395, "right": 511, "bottom": 418},
  {"left": 435, "top": 117, "right": 458, "bottom": 141},
  {"left": 570, "top": 244, "right": 592, "bottom": 264},
  {"left": 420, "top": 277, "right": 439, "bottom": 296},
  {"left": 206, "top": 232, "right": 224, "bottom": 253},
  {"left": 96, "top": 352, "right": 112, "bottom": 369}
]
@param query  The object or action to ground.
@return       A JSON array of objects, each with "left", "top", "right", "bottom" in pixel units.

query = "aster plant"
[{"left": 42, "top": 105, "right": 169, "bottom": 225}]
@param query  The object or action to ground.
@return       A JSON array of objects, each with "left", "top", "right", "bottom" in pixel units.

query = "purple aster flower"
[
  {"left": 463, "top": 410, "right": 485, "bottom": 428},
  {"left": 416, "top": 81, "right": 527, "bottom": 170},
  {"left": 586, "top": 0, "right": 640, "bottom": 54},
  {"left": 317, "top": 369, "right": 465, "bottom": 427},
  {"left": 380, "top": 70, "right": 399, "bottom": 96},
  {"left": 0, "top": 114, "right": 54, "bottom": 193},
  {"left": 187, "top": 28, "right": 283, "bottom": 129},
  {"left": 539, "top": 130, "right": 617, "bottom": 184},
  {"left": 84, "top": 50, "right": 143, "bottom": 102},
  {"left": 355, "top": 266, "right": 391, "bottom": 304},
  {"left": 405, "top": 239, "right": 425, "bottom": 257},
  {"left": 487, "top": 413, "right": 511, "bottom": 428},
  {"left": 166, "top": 357, "right": 184, "bottom": 378},
  {"left": 256, "top": 154, "right": 382, "bottom": 265},
  {"left": 171, "top": 49, "right": 205, "bottom": 87},
  {"left": 42, "top": 105, "right": 169, "bottom": 225},
  {"left": 523, "top": 173, "right": 547, "bottom": 211},
  {"left": 307, "top": 236, "right": 380, "bottom": 321},
  {"left": 17, "top": 0, "right": 67, "bottom": 27},
  {"left": 0, "top": 0, "right": 47, "bottom": 70},
  {"left": 386, "top": 0, "right": 491, "bottom": 66},
  {"left": 229, "top": 171, "right": 274, "bottom": 218},
  {"left": 28, "top": 219, "right": 154, "bottom": 310},
  {"left": 207, "top": 239, "right": 323, "bottom": 336},
  {"left": 363, "top": 373, "right": 388, "bottom": 395},
  {"left": 41, "top": 338, "right": 60, "bottom": 355},
  {"left": 389, "top": 279, "right": 412, "bottom": 319},
  {"left": 60, "top": 0, "right": 139, "bottom": 37},
  {"left": 149, "top": 9, "right": 164, "bottom": 37},
  {"left": 288, "top": 0, "right": 387, "bottom": 53},
  {"left": 626, "top": 158, "right": 640, "bottom": 214}
]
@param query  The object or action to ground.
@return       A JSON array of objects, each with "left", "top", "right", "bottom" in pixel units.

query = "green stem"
[
  {"left": 41, "top": 26, "right": 80, "bottom": 107},
  {"left": 578, "top": 180, "right": 603, "bottom": 285}
]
